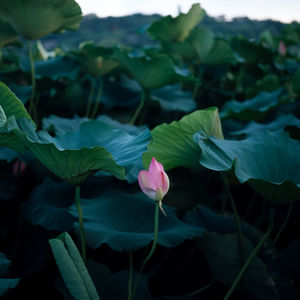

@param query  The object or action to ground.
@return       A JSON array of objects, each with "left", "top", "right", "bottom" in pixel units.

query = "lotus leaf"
[
  {"left": 70, "top": 190, "right": 205, "bottom": 251},
  {"left": 147, "top": 3, "right": 205, "bottom": 43},
  {"left": 72, "top": 42, "right": 119, "bottom": 77},
  {"left": 114, "top": 47, "right": 191, "bottom": 90},
  {"left": 195, "top": 130, "right": 300, "bottom": 204},
  {"left": 143, "top": 107, "right": 223, "bottom": 171},
  {"left": 221, "top": 89, "right": 286, "bottom": 121},
  {"left": 10, "top": 118, "right": 151, "bottom": 184},
  {"left": 0, "top": 18, "right": 18, "bottom": 47},
  {"left": 0, "top": 0, "right": 82, "bottom": 40}
]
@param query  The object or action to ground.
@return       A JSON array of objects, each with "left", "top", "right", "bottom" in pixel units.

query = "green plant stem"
[
  {"left": 130, "top": 201, "right": 160, "bottom": 300},
  {"left": 75, "top": 185, "right": 86, "bottom": 263},
  {"left": 222, "top": 175, "right": 245, "bottom": 265},
  {"left": 130, "top": 89, "right": 147, "bottom": 125},
  {"left": 274, "top": 202, "right": 293, "bottom": 244},
  {"left": 85, "top": 81, "right": 95, "bottom": 118},
  {"left": 187, "top": 278, "right": 214, "bottom": 296},
  {"left": 128, "top": 251, "right": 133, "bottom": 300},
  {"left": 243, "top": 192, "right": 256, "bottom": 220},
  {"left": 223, "top": 207, "right": 275, "bottom": 300},
  {"left": 27, "top": 40, "right": 36, "bottom": 117},
  {"left": 90, "top": 78, "right": 103, "bottom": 119}
]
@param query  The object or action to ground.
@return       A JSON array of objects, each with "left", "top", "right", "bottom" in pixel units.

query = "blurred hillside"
[{"left": 41, "top": 13, "right": 289, "bottom": 50}]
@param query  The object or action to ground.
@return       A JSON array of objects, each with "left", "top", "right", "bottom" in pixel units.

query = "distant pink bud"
[
  {"left": 278, "top": 40, "right": 286, "bottom": 56},
  {"left": 12, "top": 159, "right": 26, "bottom": 176},
  {"left": 138, "top": 157, "right": 169, "bottom": 202}
]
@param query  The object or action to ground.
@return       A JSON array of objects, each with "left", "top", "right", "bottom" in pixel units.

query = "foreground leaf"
[
  {"left": 49, "top": 232, "right": 99, "bottom": 300},
  {"left": 143, "top": 107, "right": 223, "bottom": 170},
  {"left": 0, "top": 82, "right": 31, "bottom": 152},
  {"left": 195, "top": 130, "right": 300, "bottom": 204},
  {"left": 10, "top": 118, "right": 126, "bottom": 184}
]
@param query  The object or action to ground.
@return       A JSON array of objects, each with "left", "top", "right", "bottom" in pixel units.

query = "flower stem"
[
  {"left": 130, "top": 201, "right": 159, "bottom": 300},
  {"left": 130, "top": 89, "right": 147, "bottom": 125},
  {"left": 274, "top": 202, "right": 293, "bottom": 243},
  {"left": 222, "top": 175, "right": 245, "bottom": 265},
  {"left": 85, "top": 81, "right": 95, "bottom": 118},
  {"left": 223, "top": 207, "right": 275, "bottom": 300},
  {"left": 243, "top": 192, "right": 256, "bottom": 220},
  {"left": 128, "top": 251, "right": 133, "bottom": 300},
  {"left": 27, "top": 40, "right": 36, "bottom": 118},
  {"left": 75, "top": 185, "right": 86, "bottom": 263},
  {"left": 187, "top": 278, "right": 214, "bottom": 296},
  {"left": 90, "top": 78, "right": 103, "bottom": 119}
]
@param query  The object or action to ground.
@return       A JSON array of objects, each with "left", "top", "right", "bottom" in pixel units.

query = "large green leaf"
[
  {"left": 143, "top": 107, "right": 223, "bottom": 171},
  {"left": 0, "top": 18, "right": 18, "bottom": 47},
  {"left": 11, "top": 118, "right": 151, "bottom": 184},
  {"left": 199, "top": 233, "right": 279, "bottom": 300},
  {"left": 0, "top": 82, "right": 31, "bottom": 152},
  {"left": 0, "top": 0, "right": 82, "bottom": 40},
  {"left": 147, "top": 3, "right": 205, "bottom": 43},
  {"left": 195, "top": 130, "right": 300, "bottom": 204},
  {"left": 221, "top": 89, "right": 286, "bottom": 122},
  {"left": 49, "top": 233, "right": 99, "bottom": 300},
  {"left": 0, "top": 82, "right": 31, "bottom": 120},
  {"left": 70, "top": 190, "right": 205, "bottom": 252},
  {"left": 114, "top": 47, "right": 190, "bottom": 90}
]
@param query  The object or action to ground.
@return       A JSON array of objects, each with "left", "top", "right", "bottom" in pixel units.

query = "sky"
[{"left": 76, "top": 0, "right": 300, "bottom": 23}]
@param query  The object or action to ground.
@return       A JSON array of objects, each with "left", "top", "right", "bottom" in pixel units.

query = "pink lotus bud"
[
  {"left": 138, "top": 157, "right": 170, "bottom": 203},
  {"left": 278, "top": 40, "right": 286, "bottom": 56}
]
